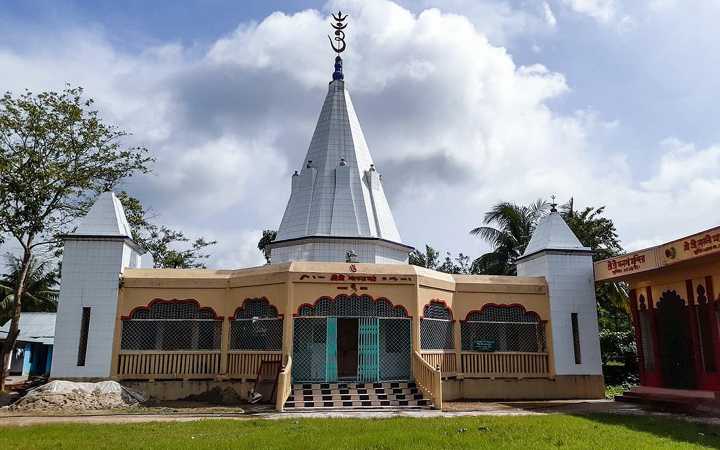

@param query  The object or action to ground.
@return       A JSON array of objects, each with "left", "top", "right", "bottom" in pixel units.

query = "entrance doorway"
[
  {"left": 656, "top": 290, "right": 696, "bottom": 389},
  {"left": 337, "top": 318, "right": 358, "bottom": 379}
]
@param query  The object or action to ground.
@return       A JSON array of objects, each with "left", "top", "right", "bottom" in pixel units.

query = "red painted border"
[
  {"left": 229, "top": 297, "right": 283, "bottom": 320},
  {"left": 121, "top": 298, "right": 222, "bottom": 320},
  {"left": 461, "top": 303, "right": 542, "bottom": 322},
  {"left": 294, "top": 293, "right": 410, "bottom": 318},
  {"left": 422, "top": 299, "right": 454, "bottom": 321}
]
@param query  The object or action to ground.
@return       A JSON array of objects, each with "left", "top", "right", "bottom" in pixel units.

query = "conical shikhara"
[{"left": 270, "top": 58, "right": 412, "bottom": 263}]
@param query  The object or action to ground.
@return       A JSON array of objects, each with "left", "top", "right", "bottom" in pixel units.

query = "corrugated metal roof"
[{"left": 0, "top": 312, "right": 55, "bottom": 345}]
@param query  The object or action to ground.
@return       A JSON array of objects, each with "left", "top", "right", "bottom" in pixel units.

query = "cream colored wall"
[
  {"left": 628, "top": 258, "right": 720, "bottom": 306},
  {"left": 113, "top": 264, "right": 555, "bottom": 377}
]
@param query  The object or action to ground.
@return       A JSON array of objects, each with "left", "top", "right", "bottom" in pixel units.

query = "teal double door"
[
  {"left": 294, "top": 317, "right": 390, "bottom": 383},
  {"left": 326, "top": 317, "right": 379, "bottom": 382}
]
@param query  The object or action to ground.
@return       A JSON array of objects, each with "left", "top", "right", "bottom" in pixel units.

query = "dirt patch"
[{"left": 5, "top": 380, "right": 143, "bottom": 413}]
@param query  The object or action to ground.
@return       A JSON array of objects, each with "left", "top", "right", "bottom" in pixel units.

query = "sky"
[{"left": 1, "top": 0, "right": 719, "bottom": 268}]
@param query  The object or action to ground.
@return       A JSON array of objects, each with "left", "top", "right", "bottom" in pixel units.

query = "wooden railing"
[
  {"left": 275, "top": 355, "right": 293, "bottom": 411},
  {"left": 461, "top": 352, "right": 549, "bottom": 378},
  {"left": 420, "top": 350, "right": 458, "bottom": 376},
  {"left": 116, "top": 351, "right": 221, "bottom": 379},
  {"left": 412, "top": 351, "right": 442, "bottom": 410},
  {"left": 227, "top": 351, "right": 283, "bottom": 378}
]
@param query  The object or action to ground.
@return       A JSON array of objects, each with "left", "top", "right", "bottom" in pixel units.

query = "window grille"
[
  {"left": 230, "top": 298, "right": 283, "bottom": 351},
  {"left": 420, "top": 301, "right": 454, "bottom": 350},
  {"left": 461, "top": 305, "right": 546, "bottom": 353},
  {"left": 121, "top": 300, "right": 222, "bottom": 351}
]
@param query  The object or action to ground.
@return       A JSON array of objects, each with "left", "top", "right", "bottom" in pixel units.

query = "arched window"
[
  {"left": 230, "top": 298, "right": 283, "bottom": 351},
  {"left": 121, "top": 299, "right": 222, "bottom": 351},
  {"left": 461, "top": 304, "right": 545, "bottom": 353},
  {"left": 420, "top": 301, "right": 454, "bottom": 350},
  {"left": 296, "top": 294, "right": 408, "bottom": 318}
]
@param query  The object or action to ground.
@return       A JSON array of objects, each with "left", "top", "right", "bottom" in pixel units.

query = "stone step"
[
  {"left": 285, "top": 398, "right": 430, "bottom": 409},
  {"left": 292, "top": 381, "right": 416, "bottom": 390},
  {"left": 292, "top": 387, "right": 419, "bottom": 396},
  {"left": 289, "top": 392, "right": 424, "bottom": 402}
]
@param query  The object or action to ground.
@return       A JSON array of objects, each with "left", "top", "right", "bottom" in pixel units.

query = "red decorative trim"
[
  {"left": 293, "top": 294, "right": 410, "bottom": 318},
  {"left": 122, "top": 298, "right": 222, "bottom": 320},
  {"left": 229, "top": 297, "right": 282, "bottom": 320},
  {"left": 462, "top": 303, "right": 541, "bottom": 322},
  {"left": 422, "top": 299, "right": 454, "bottom": 321}
]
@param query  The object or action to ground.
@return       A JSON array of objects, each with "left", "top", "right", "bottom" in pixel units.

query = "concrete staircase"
[{"left": 284, "top": 381, "right": 432, "bottom": 410}]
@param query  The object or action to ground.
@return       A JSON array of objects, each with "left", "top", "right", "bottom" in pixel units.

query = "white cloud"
[
  {"left": 1, "top": 0, "right": 718, "bottom": 266},
  {"left": 561, "top": 0, "right": 617, "bottom": 23},
  {"left": 543, "top": 2, "right": 557, "bottom": 28}
]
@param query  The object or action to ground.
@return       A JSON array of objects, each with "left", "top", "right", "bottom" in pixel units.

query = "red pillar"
[
  {"left": 646, "top": 286, "right": 663, "bottom": 387},
  {"left": 706, "top": 276, "right": 720, "bottom": 389},
  {"left": 686, "top": 279, "right": 704, "bottom": 388},
  {"left": 628, "top": 289, "right": 646, "bottom": 384}
]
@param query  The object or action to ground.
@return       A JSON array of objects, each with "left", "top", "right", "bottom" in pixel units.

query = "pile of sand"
[{"left": 7, "top": 380, "right": 145, "bottom": 412}]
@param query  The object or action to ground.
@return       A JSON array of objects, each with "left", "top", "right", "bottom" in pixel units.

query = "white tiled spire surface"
[
  {"left": 273, "top": 75, "right": 408, "bottom": 263},
  {"left": 522, "top": 211, "right": 588, "bottom": 257},
  {"left": 73, "top": 191, "right": 133, "bottom": 237}
]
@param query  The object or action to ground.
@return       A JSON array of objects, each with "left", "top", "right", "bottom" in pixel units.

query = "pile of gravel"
[{"left": 7, "top": 380, "right": 145, "bottom": 412}]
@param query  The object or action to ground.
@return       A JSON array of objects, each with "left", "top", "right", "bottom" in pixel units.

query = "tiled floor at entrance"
[{"left": 284, "top": 381, "right": 431, "bottom": 410}]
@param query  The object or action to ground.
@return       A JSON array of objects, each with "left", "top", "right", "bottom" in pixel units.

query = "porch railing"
[
  {"left": 275, "top": 355, "right": 293, "bottom": 412},
  {"left": 461, "top": 351, "right": 549, "bottom": 378},
  {"left": 116, "top": 351, "right": 221, "bottom": 379},
  {"left": 420, "top": 350, "right": 457, "bottom": 376},
  {"left": 412, "top": 351, "right": 442, "bottom": 410},
  {"left": 227, "top": 351, "right": 283, "bottom": 378}
]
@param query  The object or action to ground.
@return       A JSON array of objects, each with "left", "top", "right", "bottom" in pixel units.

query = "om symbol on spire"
[{"left": 329, "top": 11, "right": 348, "bottom": 54}]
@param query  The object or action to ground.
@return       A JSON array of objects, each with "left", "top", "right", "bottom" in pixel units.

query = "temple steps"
[{"left": 284, "top": 381, "right": 432, "bottom": 410}]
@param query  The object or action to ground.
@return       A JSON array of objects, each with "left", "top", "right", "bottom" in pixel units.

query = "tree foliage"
[
  {"left": 117, "top": 191, "right": 217, "bottom": 269},
  {"left": 0, "top": 86, "right": 152, "bottom": 388},
  {"left": 0, "top": 255, "right": 59, "bottom": 326}
]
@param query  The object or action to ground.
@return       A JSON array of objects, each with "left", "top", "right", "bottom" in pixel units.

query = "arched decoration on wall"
[
  {"left": 296, "top": 294, "right": 408, "bottom": 318},
  {"left": 122, "top": 298, "right": 220, "bottom": 320},
  {"left": 462, "top": 303, "right": 545, "bottom": 353},
  {"left": 230, "top": 298, "right": 283, "bottom": 351},
  {"left": 420, "top": 300, "right": 454, "bottom": 350},
  {"left": 464, "top": 303, "right": 541, "bottom": 324},
  {"left": 423, "top": 300, "right": 453, "bottom": 320},
  {"left": 231, "top": 297, "right": 280, "bottom": 320},
  {"left": 121, "top": 299, "right": 222, "bottom": 351}
]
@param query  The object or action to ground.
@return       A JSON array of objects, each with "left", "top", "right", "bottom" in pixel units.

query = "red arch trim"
[
  {"left": 229, "top": 297, "right": 282, "bottom": 320},
  {"left": 462, "top": 303, "right": 542, "bottom": 323},
  {"left": 294, "top": 294, "right": 410, "bottom": 318},
  {"left": 122, "top": 298, "right": 222, "bottom": 320},
  {"left": 422, "top": 299, "right": 454, "bottom": 321}
]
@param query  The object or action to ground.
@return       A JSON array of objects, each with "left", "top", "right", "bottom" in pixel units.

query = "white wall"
[
  {"left": 51, "top": 239, "right": 141, "bottom": 378},
  {"left": 517, "top": 251, "right": 602, "bottom": 376}
]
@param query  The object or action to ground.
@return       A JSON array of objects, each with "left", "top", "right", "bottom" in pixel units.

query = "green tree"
[
  {"left": 117, "top": 191, "right": 217, "bottom": 269},
  {"left": 257, "top": 230, "right": 277, "bottom": 264},
  {"left": 409, "top": 245, "right": 441, "bottom": 270},
  {"left": 0, "top": 86, "right": 152, "bottom": 389},
  {"left": 470, "top": 200, "right": 549, "bottom": 275},
  {"left": 0, "top": 255, "right": 59, "bottom": 326}
]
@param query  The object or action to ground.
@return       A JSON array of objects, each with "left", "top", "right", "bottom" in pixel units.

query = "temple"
[{"left": 49, "top": 15, "right": 604, "bottom": 410}]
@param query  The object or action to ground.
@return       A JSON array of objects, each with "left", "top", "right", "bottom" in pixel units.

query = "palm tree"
[
  {"left": 470, "top": 200, "right": 550, "bottom": 275},
  {"left": 0, "top": 256, "right": 59, "bottom": 326}
]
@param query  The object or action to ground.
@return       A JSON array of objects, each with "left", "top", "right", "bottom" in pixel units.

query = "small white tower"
[
  {"left": 51, "top": 192, "right": 145, "bottom": 378},
  {"left": 516, "top": 203, "right": 602, "bottom": 377}
]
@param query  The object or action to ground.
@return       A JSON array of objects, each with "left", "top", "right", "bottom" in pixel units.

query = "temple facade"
[{"left": 50, "top": 47, "right": 604, "bottom": 409}]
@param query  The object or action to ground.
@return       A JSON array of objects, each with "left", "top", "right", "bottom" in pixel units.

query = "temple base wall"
[{"left": 442, "top": 375, "right": 605, "bottom": 401}]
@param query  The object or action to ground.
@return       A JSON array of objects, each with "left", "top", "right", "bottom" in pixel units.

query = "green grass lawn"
[{"left": 2, "top": 414, "right": 719, "bottom": 449}]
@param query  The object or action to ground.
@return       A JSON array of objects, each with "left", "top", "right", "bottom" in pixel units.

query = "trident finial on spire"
[
  {"left": 550, "top": 194, "right": 558, "bottom": 213},
  {"left": 329, "top": 11, "right": 348, "bottom": 54}
]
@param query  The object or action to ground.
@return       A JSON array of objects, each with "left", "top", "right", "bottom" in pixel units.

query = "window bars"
[
  {"left": 230, "top": 298, "right": 283, "bottom": 351},
  {"left": 461, "top": 305, "right": 546, "bottom": 353},
  {"left": 121, "top": 300, "right": 222, "bottom": 351},
  {"left": 421, "top": 302, "right": 454, "bottom": 350}
]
